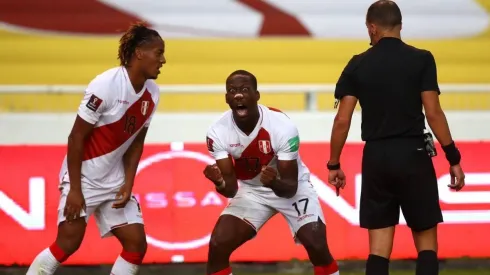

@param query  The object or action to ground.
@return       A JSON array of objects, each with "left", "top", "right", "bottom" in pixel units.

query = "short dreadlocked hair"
[{"left": 118, "top": 22, "right": 161, "bottom": 66}]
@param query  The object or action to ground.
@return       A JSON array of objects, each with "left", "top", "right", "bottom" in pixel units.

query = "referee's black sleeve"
[
  {"left": 334, "top": 55, "right": 358, "bottom": 99},
  {"left": 421, "top": 51, "right": 441, "bottom": 94}
]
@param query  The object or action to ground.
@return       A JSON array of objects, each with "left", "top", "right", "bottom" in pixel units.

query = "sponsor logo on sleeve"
[
  {"left": 206, "top": 137, "right": 214, "bottom": 152},
  {"left": 287, "top": 136, "right": 300, "bottom": 152},
  {"left": 86, "top": 94, "right": 103, "bottom": 112}
]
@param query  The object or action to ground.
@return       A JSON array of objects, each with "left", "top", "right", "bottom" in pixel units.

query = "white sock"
[
  {"left": 26, "top": 248, "right": 60, "bottom": 275},
  {"left": 330, "top": 271, "right": 340, "bottom": 275},
  {"left": 110, "top": 255, "right": 140, "bottom": 275}
]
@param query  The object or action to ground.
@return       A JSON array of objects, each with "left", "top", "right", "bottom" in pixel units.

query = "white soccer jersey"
[
  {"left": 59, "top": 66, "right": 160, "bottom": 189},
  {"left": 206, "top": 104, "right": 310, "bottom": 187}
]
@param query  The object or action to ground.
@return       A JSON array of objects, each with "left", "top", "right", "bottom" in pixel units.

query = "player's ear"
[
  {"left": 135, "top": 47, "right": 143, "bottom": 60},
  {"left": 256, "top": 90, "right": 261, "bottom": 101},
  {"left": 225, "top": 91, "right": 231, "bottom": 104}
]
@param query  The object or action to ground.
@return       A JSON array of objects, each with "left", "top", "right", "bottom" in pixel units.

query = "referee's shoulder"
[
  {"left": 352, "top": 48, "right": 370, "bottom": 59},
  {"left": 345, "top": 49, "right": 369, "bottom": 68},
  {"left": 403, "top": 42, "right": 435, "bottom": 59}
]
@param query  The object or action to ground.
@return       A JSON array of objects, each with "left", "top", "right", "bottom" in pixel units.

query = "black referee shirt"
[{"left": 334, "top": 37, "right": 441, "bottom": 141}]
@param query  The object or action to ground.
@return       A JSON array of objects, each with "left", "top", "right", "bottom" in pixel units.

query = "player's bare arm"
[
  {"left": 113, "top": 127, "right": 149, "bottom": 208},
  {"left": 123, "top": 127, "right": 149, "bottom": 185},
  {"left": 215, "top": 158, "right": 239, "bottom": 198},
  {"left": 204, "top": 158, "right": 238, "bottom": 198},
  {"left": 262, "top": 159, "right": 299, "bottom": 199},
  {"left": 65, "top": 115, "right": 95, "bottom": 221}
]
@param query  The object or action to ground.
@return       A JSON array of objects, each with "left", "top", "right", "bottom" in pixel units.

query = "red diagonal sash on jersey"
[
  {"left": 234, "top": 128, "right": 275, "bottom": 180},
  {"left": 83, "top": 90, "right": 155, "bottom": 161}
]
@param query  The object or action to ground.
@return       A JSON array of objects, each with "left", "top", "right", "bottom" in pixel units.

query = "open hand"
[
  {"left": 448, "top": 164, "right": 465, "bottom": 191},
  {"left": 112, "top": 184, "right": 132, "bottom": 209},
  {"left": 64, "top": 189, "right": 86, "bottom": 221}
]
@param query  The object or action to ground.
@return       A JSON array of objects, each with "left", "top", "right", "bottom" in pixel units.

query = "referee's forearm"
[
  {"left": 329, "top": 120, "right": 351, "bottom": 163},
  {"left": 426, "top": 110, "right": 453, "bottom": 146}
]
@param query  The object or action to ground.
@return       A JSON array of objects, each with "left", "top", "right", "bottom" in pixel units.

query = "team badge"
[
  {"left": 141, "top": 101, "right": 150, "bottom": 115},
  {"left": 258, "top": 140, "right": 271, "bottom": 154}
]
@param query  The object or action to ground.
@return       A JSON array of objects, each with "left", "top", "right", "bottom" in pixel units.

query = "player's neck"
[
  {"left": 125, "top": 66, "right": 146, "bottom": 93},
  {"left": 234, "top": 109, "right": 260, "bottom": 136}
]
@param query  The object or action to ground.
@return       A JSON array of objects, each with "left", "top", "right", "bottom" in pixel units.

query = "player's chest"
[
  {"left": 227, "top": 128, "right": 277, "bottom": 180},
  {"left": 104, "top": 91, "right": 155, "bottom": 136}
]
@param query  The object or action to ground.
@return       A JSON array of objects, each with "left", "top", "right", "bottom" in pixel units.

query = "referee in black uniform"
[{"left": 326, "top": 1, "right": 466, "bottom": 275}]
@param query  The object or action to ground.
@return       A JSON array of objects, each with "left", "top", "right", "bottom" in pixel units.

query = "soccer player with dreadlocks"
[{"left": 26, "top": 22, "right": 165, "bottom": 275}]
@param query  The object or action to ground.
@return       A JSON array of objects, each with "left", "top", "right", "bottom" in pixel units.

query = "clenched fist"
[
  {"left": 203, "top": 164, "right": 224, "bottom": 186},
  {"left": 260, "top": 166, "right": 278, "bottom": 187},
  {"left": 328, "top": 169, "right": 346, "bottom": 196}
]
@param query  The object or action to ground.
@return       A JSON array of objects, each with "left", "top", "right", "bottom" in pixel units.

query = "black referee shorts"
[{"left": 360, "top": 136, "right": 443, "bottom": 232}]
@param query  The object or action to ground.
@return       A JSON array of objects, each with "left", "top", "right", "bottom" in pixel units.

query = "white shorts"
[
  {"left": 57, "top": 182, "right": 144, "bottom": 238},
  {"left": 221, "top": 181, "right": 325, "bottom": 244}
]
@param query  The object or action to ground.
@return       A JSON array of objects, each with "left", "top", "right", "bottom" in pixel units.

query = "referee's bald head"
[{"left": 366, "top": 0, "right": 402, "bottom": 29}]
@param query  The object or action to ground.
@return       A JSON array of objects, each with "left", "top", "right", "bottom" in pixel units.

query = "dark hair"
[
  {"left": 118, "top": 22, "right": 161, "bottom": 66},
  {"left": 227, "top": 70, "right": 258, "bottom": 90},
  {"left": 366, "top": 0, "right": 402, "bottom": 28}
]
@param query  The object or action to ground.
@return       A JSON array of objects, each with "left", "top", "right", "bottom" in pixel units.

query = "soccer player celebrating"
[
  {"left": 203, "top": 70, "right": 340, "bottom": 275},
  {"left": 26, "top": 23, "right": 165, "bottom": 275}
]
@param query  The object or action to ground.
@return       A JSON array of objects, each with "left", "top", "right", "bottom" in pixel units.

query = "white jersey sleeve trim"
[
  {"left": 78, "top": 108, "right": 99, "bottom": 125},
  {"left": 276, "top": 122, "right": 300, "bottom": 161},
  {"left": 206, "top": 127, "right": 229, "bottom": 160}
]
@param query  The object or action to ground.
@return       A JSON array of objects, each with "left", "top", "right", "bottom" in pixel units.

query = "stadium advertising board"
[{"left": 0, "top": 142, "right": 489, "bottom": 265}]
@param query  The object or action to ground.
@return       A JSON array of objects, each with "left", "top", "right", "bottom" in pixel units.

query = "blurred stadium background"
[{"left": 1, "top": 0, "right": 490, "bottom": 274}]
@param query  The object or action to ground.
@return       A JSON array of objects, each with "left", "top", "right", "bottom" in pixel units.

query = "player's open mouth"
[{"left": 235, "top": 104, "right": 248, "bottom": 117}]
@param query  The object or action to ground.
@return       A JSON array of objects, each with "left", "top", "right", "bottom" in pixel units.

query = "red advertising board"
[{"left": 0, "top": 142, "right": 489, "bottom": 265}]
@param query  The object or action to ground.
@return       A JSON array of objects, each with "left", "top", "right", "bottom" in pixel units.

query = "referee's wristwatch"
[{"left": 327, "top": 161, "right": 341, "bottom": 170}]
